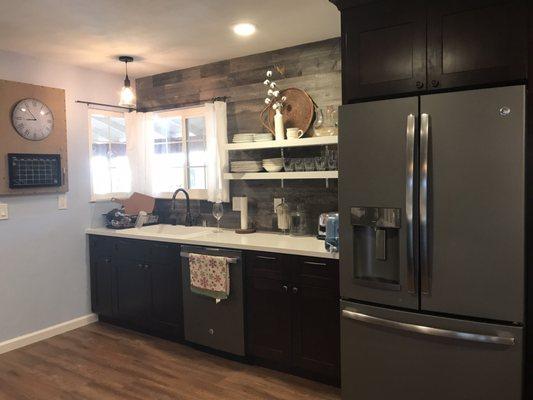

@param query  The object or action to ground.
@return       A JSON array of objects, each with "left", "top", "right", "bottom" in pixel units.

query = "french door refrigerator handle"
[
  {"left": 341, "top": 309, "right": 516, "bottom": 346},
  {"left": 406, "top": 114, "right": 416, "bottom": 294},
  {"left": 420, "top": 113, "right": 430, "bottom": 295}
]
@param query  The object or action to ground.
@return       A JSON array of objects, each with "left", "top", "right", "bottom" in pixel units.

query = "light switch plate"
[
  {"left": 58, "top": 194, "right": 68, "bottom": 210},
  {"left": 0, "top": 203, "right": 8, "bottom": 220}
]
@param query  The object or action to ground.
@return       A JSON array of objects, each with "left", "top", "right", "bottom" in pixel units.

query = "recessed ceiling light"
[{"left": 233, "top": 23, "right": 256, "bottom": 37}]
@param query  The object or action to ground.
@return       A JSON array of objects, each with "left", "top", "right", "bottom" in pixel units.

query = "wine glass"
[{"left": 212, "top": 202, "right": 224, "bottom": 232}]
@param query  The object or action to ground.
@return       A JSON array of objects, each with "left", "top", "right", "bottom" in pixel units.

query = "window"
[
  {"left": 88, "top": 109, "right": 131, "bottom": 200},
  {"left": 151, "top": 107, "right": 208, "bottom": 199}
]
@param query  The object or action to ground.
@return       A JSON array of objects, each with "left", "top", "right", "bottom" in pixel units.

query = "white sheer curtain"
[
  {"left": 205, "top": 101, "right": 230, "bottom": 202},
  {"left": 125, "top": 111, "right": 154, "bottom": 195},
  {"left": 124, "top": 103, "right": 228, "bottom": 201}
]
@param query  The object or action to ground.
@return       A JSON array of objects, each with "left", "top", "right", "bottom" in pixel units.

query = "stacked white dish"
[
  {"left": 254, "top": 133, "right": 274, "bottom": 142},
  {"left": 262, "top": 158, "right": 284, "bottom": 172},
  {"left": 231, "top": 160, "right": 262, "bottom": 172},
  {"left": 232, "top": 133, "right": 255, "bottom": 143}
]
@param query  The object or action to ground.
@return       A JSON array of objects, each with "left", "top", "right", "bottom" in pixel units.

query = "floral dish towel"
[{"left": 189, "top": 253, "right": 230, "bottom": 301}]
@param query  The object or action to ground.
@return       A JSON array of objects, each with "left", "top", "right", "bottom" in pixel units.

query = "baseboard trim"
[{"left": 0, "top": 314, "right": 98, "bottom": 355}]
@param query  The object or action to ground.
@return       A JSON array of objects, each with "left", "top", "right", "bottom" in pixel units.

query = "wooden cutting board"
[{"left": 113, "top": 192, "right": 156, "bottom": 215}]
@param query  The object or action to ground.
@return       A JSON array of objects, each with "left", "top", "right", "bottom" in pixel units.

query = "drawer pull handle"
[
  {"left": 342, "top": 309, "right": 516, "bottom": 346},
  {"left": 257, "top": 255, "right": 276, "bottom": 261},
  {"left": 292, "top": 286, "right": 298, "bottom": 294},
  {"left": 282, "top": 285, "right": 288, "bottom": 292},
  {"left": 304, "top": 261, "right": 327, "bottom": 267}
]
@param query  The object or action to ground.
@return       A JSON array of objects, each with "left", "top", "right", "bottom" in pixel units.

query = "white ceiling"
[{"left": 0, "top": 0, "right": 340, "bottom": 78}]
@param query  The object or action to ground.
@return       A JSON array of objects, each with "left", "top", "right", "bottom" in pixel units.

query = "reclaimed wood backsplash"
[{"left": 136, "top": 38, "right": 341, "bottom": 232}]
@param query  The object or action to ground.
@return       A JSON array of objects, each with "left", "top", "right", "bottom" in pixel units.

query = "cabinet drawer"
[
  {"left": 246, "top": 252, "right": 287, "bottom": 280},
  {"left": 144, "top": 241, "right": 178, "bottom": 264},
  {"left": 290, "top": 256, "right": 339, "bottom": 290},
  {"left": 112, "top": 238, "right": 178, "bottom": 263},
  {"left": 89, "top": 235, "right": 114, "bottom": 258},
  {"left": 112, "top": 238, "right": 146, "bottom": 261}
]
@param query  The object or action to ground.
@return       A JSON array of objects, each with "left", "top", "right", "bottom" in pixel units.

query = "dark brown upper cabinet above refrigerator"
[
  {"left": 337, "top": 0, "right": 427, "bottom": 102},
  {"left": 332, "top": 0, "right": 528, "bottom": 103}
]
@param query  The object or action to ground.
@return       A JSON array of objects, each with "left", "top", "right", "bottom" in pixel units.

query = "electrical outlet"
[
  {"left": 273, "top": 198, "right": 283, "bottom": 212},
  {"left": 0, "top": 203, "right": 8, "bottom": 220},
  {"left": 58, "top": 194, "right": 68, "bottom": 210}
]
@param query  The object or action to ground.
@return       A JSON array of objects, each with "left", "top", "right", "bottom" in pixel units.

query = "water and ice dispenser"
[{"left": 351, "top": 207, "right": 401, "bottom": 290}]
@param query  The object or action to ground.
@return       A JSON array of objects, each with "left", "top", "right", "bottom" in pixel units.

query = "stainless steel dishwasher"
[{"left": 180, "top": 245, "right": 245, "bottom": 356}]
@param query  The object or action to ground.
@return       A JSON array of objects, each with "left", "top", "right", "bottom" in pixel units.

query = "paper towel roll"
[{"left": 240, "top": 197, "right": 248, "bottom": 230}]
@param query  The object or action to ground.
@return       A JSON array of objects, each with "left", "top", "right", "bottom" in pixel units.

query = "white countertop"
[{"left": 86, "top": 224, "right": 338, "bottom": 260}]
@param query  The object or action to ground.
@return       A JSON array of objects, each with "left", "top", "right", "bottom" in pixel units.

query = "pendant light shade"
[{"left": 118, "top": 56, "right": 135, "bottom": 108}]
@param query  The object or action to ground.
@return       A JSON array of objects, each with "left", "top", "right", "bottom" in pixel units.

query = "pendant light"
[{"left": 118, "top": 56, "right": 135, "bottom": 108}]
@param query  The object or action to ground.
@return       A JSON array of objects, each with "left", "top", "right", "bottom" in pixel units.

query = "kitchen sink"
[{"left": 123, "top": 224, "right": 213, "bottom": 238}]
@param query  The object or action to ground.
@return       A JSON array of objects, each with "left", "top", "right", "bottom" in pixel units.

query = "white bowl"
[{"left": 263, "top": 165, "right": 284, "bottom": 172}]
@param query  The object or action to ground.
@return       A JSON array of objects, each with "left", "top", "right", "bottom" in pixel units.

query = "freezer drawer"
[
  {"left": 181, "top": 246, "right": 245, "bottom": 356},
  {"left": 341, "top": 301, "right": 522, "bottom": 400}
]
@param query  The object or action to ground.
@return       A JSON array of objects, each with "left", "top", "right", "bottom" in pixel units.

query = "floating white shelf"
[
  {"left": 223, "top": 171, "right": 338, "bottom": 180},
  {"left": 225, "top": 136, "right": 338, "bottom": 151}
]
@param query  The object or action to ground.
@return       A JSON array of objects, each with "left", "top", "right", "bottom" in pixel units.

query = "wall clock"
[{"left": 11, "top": 98, "right": 54, "bottom": 141}]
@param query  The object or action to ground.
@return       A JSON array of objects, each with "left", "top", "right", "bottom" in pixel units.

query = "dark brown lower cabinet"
[
  {"left": 150, "top": 260, "right": 182, "bottom": 331},
  {"left": 89, "top": 236, "right": 183, "bottom": 340},
  {"left": 292, "top": 284, "right": 340, "bottom": 382},
  {"left": 115, "top": 260, "right": 152, "bottom": 320},
  {"left": 247, "top": 276, "right": 292, "bottom": 365},
  {"left": 90, "top": 256, "right": 114, "bottom": 317},
  {"left": 246, "top": 252, "right": 340, "bottom": 386}
]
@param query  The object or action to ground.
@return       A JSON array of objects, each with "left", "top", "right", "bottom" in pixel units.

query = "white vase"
[{"left": 274, "top": 109, "right": 285, "bottom": 141}]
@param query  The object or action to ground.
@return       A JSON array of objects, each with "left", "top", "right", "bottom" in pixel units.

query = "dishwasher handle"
[{"left": 180, "top": 251, "right": 240, "bottom": 264}]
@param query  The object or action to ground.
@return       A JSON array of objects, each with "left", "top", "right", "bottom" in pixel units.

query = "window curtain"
[
  {"left": 205, "top": 101, "right": 230, "bottom": 202},
  {"left": 125, "top": 111, "right": 155, "bottom": 196}
]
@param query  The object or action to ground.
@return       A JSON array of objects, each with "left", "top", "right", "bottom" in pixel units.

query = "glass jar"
[{"left": 290, "top": 205, "right": 307, "bottom": 236}]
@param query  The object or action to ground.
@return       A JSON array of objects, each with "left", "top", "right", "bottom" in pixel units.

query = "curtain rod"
[
  {"left": 75, "top": 100, "right": 136, "bottom": 112},
  {"left": 136, "top": 96, "right": 230, "bottom": 113}
]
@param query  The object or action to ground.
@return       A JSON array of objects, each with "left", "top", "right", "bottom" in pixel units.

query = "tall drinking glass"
[{"left": 212, "top": 202, "right": 224, "bottom": 232}]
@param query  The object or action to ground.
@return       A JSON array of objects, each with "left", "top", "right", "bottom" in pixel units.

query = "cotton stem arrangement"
[{"left": 263, "top": 70, "right": 286, "bottom": 112}]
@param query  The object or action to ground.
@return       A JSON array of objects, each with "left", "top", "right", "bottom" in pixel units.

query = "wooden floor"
[{"left": 0, "top": 322, "right": 340, "bottom": 400}]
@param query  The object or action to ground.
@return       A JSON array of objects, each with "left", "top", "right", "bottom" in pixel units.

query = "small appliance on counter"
[
  {"left": 325, "top": 212, "right": 339, "bottom": 253},
  {"left": 318, "top": 213, "right": 329, "bottom": 240}
]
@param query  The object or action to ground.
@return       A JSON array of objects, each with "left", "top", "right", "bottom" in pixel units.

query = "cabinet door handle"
[
  {"left": 144, "top": 264, "right": 150, "bottom": 270},
  {"left": 292, "top": 287, "right": 298, "bottom": 294},
  {"left": 104, "top": 257, "right": 111, "bottom": 263},
  {"left": 257, "top": 255, "right": 276, "bottom": 261},
  {"left": 137, "top": 263, "right": 144, "bottom": 268},
  {"left": 431, "top": 80, "right": 440, "bottom": 88},
  {"left": 416, "top": 81, "right": 424, "bottom": 89},
  {"left": 304, "top": 261, "right": 327, "bottom": 267},
  {"left": 282, "top": 285, "right": 288, "bottom": 292}
]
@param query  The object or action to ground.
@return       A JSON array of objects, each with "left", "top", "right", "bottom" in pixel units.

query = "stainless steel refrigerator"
[{"left": 338, "top": 85, "right": 525, "bottom": 399}]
